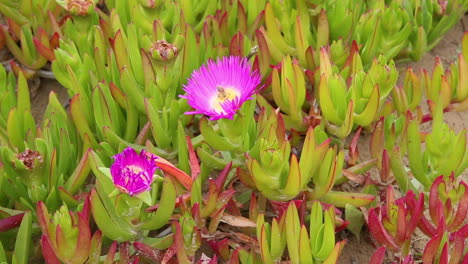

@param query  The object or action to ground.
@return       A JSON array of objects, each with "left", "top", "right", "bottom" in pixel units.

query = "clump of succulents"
[{"left": 0, "top": 0, "right": 467, "bottom": 263}]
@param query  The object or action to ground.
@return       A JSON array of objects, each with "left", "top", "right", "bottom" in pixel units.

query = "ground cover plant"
[{"left": 0, "top": 0, "right": 467, "bottom": 263}]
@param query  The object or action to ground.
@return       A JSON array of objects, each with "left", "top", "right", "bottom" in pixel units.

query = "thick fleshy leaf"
[
  {"left": 13, "top": 211, "right": 32, "bottom": 264},
  {"left": 406, "top": 119, "right": 430, "bottom": 186},
  {"left": 418, "top": 215, "right": 437, "bottom": 237},
  {"left": 135, "top": 191, "right": 153, "bottom": 206},
  {"left": 215, "top": 162, "right": 232, "bottom": 191},
  {"left": 354, "top": 85, "right": 380, "bottom": 127},
  {"left": 315, "top": 209, "right": 336, "bottom": 260},
  {"left": 199, "top": 118, "right": 237, "bottom": 151},
  {"left": 439, "top": 243, "right": 449, "bottom": 264},
  {"left": 144, "top": 99, "right": 171, "bottom": 149},
  {"left": 90, "top": 189, "right": 137, "bottom": 241},
  {"left": 104, "top": 242, "right": 118, "bottom": 264},
  {"left": 406, "top": 192, "right": 424, "bottom": 239},
  {"left": 70, "top": 94, "right": 98, "bottom": 149},
  {"left": 0, "top": 212, "right": 25, "bottom": 232},
  {"left": 269, "top": 218, "right": 285, "bottom": 260},
  {"left": 319, "top": 75, "right": 342, "bottom": 125},
  {"left": 57, "top": 187, "right": 80, "bottom": 208},
  {"left": 317, "top": 191, "right": 374, "bottom": 208},
  {"left": 133, "top": 242, "right": 164, "bottom": 263},
  {"left": 345, "top": 204, "right": 364, "bottom": 238},
  {"left": 422, "top": 224, "right": 444, "bottom": 263},
  {"left": 201, "top": 179, "right": 219, "bottom": 218},
  {"left": 322, "top": 240, "right": 346, "bottom": 264},
  {"left": 394, "top": 202, "right": 407, "bottom": 245},
  {"left": 367, "top": 208, "right": 398, "bottom": 250},
  {"left": 369, "top": 246, "right": 386, "bottom": 264},
  {"left": 33, "top": 37, "right": 55, "bottom": 61},
  {"left": 88, "top": 231, "right": 102, "bottom": 264},
  {"left": 74, "top": 197, "right": 91, "bottom": 262},
  {"left": 36, "top": 201, "right": 51, "bottom": 237},
  {"left": 298, "top": 225, "right": 313, "bottom": 264},
  {"left": 259, "top": 224, "right": 273, "bottom": 264},
  {"left": 299, "top": 128, "right": 330, "bottom": 187},
  {"left": 155, "top": 156, "right": 192, "bottom": 190},
  {"left": 264, "top": 3, "right": 294, "bottom": 54},
  {"left": 64, "top": 148, "right": 91, "bottom": 194},
  {"left": 448, "top": 230, "right": 465, "bottom": 264},
  {"left": 448, "top": 182, "right": 468, "bottom": 231},
  {"left": 140, "top": 176, "right": 176, "bottom": 230},
  {"left": 286, "top": 202, "right": 301, "bottom": 263},
  {"left": 186, "top": 135, "right": 200, "bottom": 179},
  {"left": 119, "top": 242, "right": 131, "bottom": 264},
  {"left": 283, "top": 155, "right": 301, "bottom": 198},
  {"left": 370, "top": 117, "right": 384, "bottom": 160},
  {"left": 174, "top": 222, "right": 191, "bottom": 264},
  {"left": 230, "top": 32, "right": 244, "bottom": 56},
  {"left": 40, "top": 235, "right": 61, "bottom": 264}
]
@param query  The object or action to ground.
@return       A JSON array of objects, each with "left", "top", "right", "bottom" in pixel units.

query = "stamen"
[
  {"left": 127, "top": 165, "right": 144, "bottom": 174},
  {"left": 211, "top": 86, "right": 240, "bottom": 113}
]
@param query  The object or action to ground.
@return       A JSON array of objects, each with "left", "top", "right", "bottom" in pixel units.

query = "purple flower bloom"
[
  {"left": 181, "top": 56, "right": 261, "bottom": 120},
  {"left": 110, "top": 147, "right": 158, "bottom": 196}
]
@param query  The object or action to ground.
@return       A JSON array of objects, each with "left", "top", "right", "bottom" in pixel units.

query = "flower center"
[
  {"left": 211, "top": 86, "right": 240, "bottom": 113},
  {"left": 117, "top": 166, "right": 151, "bottom": 195},
  {"left": 127, "top": 165, "right": 144, "bottom": 174}
]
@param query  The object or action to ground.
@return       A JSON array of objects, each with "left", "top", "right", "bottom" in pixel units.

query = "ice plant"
[
  {"left": 90, "top": 148, "right": 180, "bottom": 241},
  {"left": 406, "top": 102, "right": 467, "bottom": 188},
  {"left": 368, "top": 186, "right": 424, "bottom": 257},
  {"left": 417, "top": 175, "right": 468, "bottom": 263},
  {"left": 182, "top": 56, "right": 261, "bottom": 120},
  {"left": 37, "top": 198, "right": 101, "bottom": 264},
  {"left": 285, "top": 201, "right": 346, "bottom": 263},
  {"left": 418, "top": 175, "right": 468, "bottom": 237},
  {"left": 110, "top": 147, "right": 158, "bottom": 196}
]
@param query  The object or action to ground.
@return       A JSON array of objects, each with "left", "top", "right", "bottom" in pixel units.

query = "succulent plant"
[
  {"left": 0, "top": 1, "right": 467, "bottom": 263},
  {"left": 369, "top": 175, "right": 468, "bottom": 263},
  {"left": 368, "top": 186, "right": 424, "bottom": 257}
]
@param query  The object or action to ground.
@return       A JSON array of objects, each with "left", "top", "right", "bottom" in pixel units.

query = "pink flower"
[
  {"left": 110, "top": 147, "right": 158, "bottom": 196},
  {"left": 181, "top": 56, "right": 261, "bottom": 120}
]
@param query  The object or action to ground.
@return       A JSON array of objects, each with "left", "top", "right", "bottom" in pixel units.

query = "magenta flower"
[
  {"left": 181, "top": 56, "right": 261, "bottom": 120},
  {"left": 110, "top": 147, "right": 158, "bottom": 196}
]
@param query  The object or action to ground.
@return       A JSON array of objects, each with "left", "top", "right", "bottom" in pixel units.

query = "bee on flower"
[{"left": 181, "top": 56, "right": 261, "bottom": 120}]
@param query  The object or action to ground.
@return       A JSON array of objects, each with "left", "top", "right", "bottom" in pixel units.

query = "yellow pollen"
[
  {"left": 211, "top": 86, "right": 240, "bottom": 113},
  {"left": 127, "top": 165, "right": 144, "bottom": 174}
]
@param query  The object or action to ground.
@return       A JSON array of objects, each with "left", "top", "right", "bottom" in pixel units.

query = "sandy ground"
[
  {"left": 31, "top": 78, "right": 69, "bottom": 124},
  {"left": 28, "top": 15, "right": 468, "bottom": 264}
]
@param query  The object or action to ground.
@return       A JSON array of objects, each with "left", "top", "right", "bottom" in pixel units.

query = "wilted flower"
[
  {"left": 57, "top": 0, "right": 97, "bottom": 16},
  {"left": 181, "top": 56, "right": 261, "bottom": 120},
  {"left": 16, "top": 149, "right": 43, "bottom": 170},
  {"left": 149, "top": 40, "right": 178, "bottom": 61},
  {"left": 138, "top": 0, "right": 160, "bottom": 8},
  {"left": 110, "top": 147, "right": 158, "bottom": 196}
]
